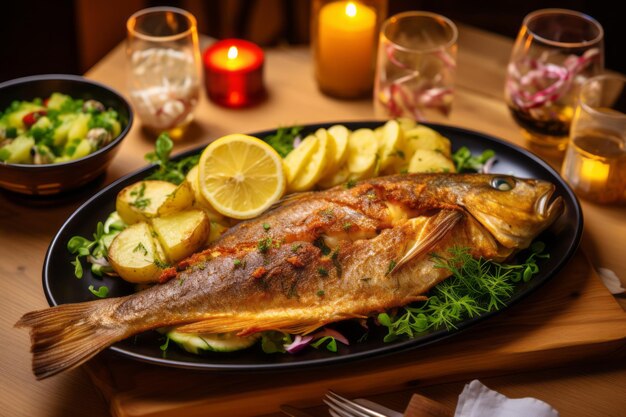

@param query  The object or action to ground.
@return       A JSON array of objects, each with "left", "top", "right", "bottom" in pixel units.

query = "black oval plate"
[{"left": 43, "top": 122, "right": 583, "bottom": 371}]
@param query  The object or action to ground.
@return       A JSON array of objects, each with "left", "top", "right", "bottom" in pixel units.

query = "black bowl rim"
[{"left": 0, "top": 73, "right": 134, "bottom": 169}]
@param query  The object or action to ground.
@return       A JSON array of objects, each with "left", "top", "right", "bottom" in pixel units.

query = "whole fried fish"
[{"left": 17, "top": 174, "right": 563, "bottom": 379}]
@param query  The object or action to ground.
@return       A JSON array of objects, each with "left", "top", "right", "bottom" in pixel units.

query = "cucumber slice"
[{"left": 167, "top": 330, "right": 260, "bottom": 354}]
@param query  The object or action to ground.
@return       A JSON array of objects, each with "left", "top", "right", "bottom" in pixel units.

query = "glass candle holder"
[
  {"left": 203, "top": 39, "right": 266, "bottom": 108},
  {"left": 374, "top": 11, "right": 458, "bottom": 123},
  {"left": 504, "top": 9, "right": 604, "bottom": 152},
  {"left": 561, "top": 74, "right": 626, "bottom": 204},
  {"left": 126, "top": 7, "right": 202, "bottom": 139},
  {"left": 311, "top": 0, "right": 388, "bottom": 99}
]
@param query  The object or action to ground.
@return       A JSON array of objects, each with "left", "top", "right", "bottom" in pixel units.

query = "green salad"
[{"left": 0, "top": 93, "right": 122, "bottom": 164}]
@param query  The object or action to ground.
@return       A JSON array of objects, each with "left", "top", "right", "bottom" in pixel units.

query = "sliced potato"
[
  {"left": 108, "top": 222, "right": 166, "bottom": 283},
  {"left": 346, "top": 128, "right": 378, "bottom": 180},
  {"left": 288, "top": 132, "right": 332, "bottom": 192},
  {"left": 377, "top": 119, "right": 406, "bottom": 172},
  {"left": 404, "top": 125, "right": 452, "bottom": 157},
  {"left": 327, "top": 125, "right": 349, "bottom": 166},
  {"left": 152, "top": 209, "right": 210, "bottom": 263},
  {"left": 157, "top": 180, "right": 194, "bottom": 216},
  {"left": 116, "top": 180, "right": 177, "bottom": 225},
  {"left": 283, "top": 134, "right": 319, "bottom": 184},
  {"left": 408, "top": 149, "right": 456, "bottom": 173},
  {"left": 318, "top": 164, "right": 350, "bottom": 189},
  {"left": 319, "top": 127, "right": 348, "bottom": 177},
  {"left": 397, "top": 117, "right": 417, "bottom": 132}
]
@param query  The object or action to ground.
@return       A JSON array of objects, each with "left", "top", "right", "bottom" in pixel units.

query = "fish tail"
[{"left": 15, "top": 300, "right": 126, "bottom": 380}]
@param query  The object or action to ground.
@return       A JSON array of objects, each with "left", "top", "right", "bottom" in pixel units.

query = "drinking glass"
[
  {"left": 374, "top": 11, "right": 457, "bottom": 122},
  {"left": 126, "top": 7, "right": 202, "bottom": 139},
  {"left": 561, "top": 74, "right": 626, "bottom": 204},
  {"left": 505, "top": 9, "right": 604, "bottom": 152}
]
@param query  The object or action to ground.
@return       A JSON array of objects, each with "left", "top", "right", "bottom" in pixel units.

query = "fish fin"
[
  {"left": 268, "top": 191, "right": 315, "bottom": 211},
  {"left": 174, "top": 315, "right": 320, "bottom": 335},
  {"left": 392, "top": 210, "right": 463, "bottom": 273},
  {"left": 15, "top": 300, "right": 126, "bottom": 380},
  {"left": 174, "top": 312, "right": 366, "bottom": 336}
]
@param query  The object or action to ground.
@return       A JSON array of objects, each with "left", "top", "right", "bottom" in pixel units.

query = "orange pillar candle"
[{"left": 315, "top": 1, "right": 377, "bottom": 98}]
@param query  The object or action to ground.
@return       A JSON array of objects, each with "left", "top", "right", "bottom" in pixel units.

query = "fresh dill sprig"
[{"left": 378, "top": 243, "right": 548, "bottom": 342}]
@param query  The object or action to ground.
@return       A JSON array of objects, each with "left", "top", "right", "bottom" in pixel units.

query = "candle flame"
[
  {"left": 581, "top": 157, "right": 610, "bottom": 182},
  {"left": 227, "top": 46, "right": 239, "bottom": 60},
  {"left": 345, "top": 2, "right": 357, "bottom": 17}
]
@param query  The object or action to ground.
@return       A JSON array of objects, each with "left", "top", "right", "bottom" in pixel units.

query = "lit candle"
[
  {"left": 203, "top": 39, "right": 266, "bottom": 108},
  {"left": 316, "top": 1, "right": 377, "bottom": 98}
]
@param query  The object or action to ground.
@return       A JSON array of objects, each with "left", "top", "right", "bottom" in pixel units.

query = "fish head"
[{"left": 457, "top": 175, "right": 564, "bottom": 249}]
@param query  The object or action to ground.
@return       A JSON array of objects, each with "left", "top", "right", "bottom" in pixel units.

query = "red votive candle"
[{"left": 203, "top": 39, "right": 266, "bottom": 108}]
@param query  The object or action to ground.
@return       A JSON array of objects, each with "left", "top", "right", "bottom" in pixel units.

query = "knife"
[{"left": 280, "top": 404, "right": 317, "bottom": 417}]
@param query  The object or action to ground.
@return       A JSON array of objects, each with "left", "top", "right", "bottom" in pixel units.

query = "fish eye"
[{"left": 491, "top": 177, "right": 514, "bottom": 191}]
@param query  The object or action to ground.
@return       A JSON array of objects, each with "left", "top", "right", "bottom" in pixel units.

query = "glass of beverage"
[
  {"left": 505, "top": 9, "right": 604, "bottom": 152},
  {"left": 126, "top": 7, "right": 202, "bottom": 139},
  {"left": 374, "top": 11, "right": 457, "bottom": 123},
  {"left": 561, "top": 74, "right": 626, "bottom": 204}
]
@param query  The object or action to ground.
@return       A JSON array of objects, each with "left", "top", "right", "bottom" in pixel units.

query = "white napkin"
[
  {"left": 597, "top": 268, "right": 625, "bottom": 294},
  {"left": 454, "top": 380, "right": 559, "bottom": 417}
]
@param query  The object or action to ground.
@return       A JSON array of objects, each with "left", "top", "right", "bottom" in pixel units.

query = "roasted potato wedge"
[
  {"left": 152, "top": 209, "right": 210, "bottom": 263},
  {"left": 156, "top": 180, "right": 194, "bottom": 216},
  {"left": 108, "top": 222, "right": 166, "bottom": 283},
  {"left": 116, "top": 180, "right": 177, "bottom": 224}
]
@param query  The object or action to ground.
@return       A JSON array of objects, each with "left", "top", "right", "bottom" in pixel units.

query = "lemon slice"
[{"left": 198, "top": 134, "right": 286, "bottom": 219}]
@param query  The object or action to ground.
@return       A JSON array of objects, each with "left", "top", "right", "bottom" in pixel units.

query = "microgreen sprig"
[
  {"left": 67, "top": 212, "right": 126, "bottom": 278},
  {"left": 378, "top": 243, "right": 548, "bottom": 342}
]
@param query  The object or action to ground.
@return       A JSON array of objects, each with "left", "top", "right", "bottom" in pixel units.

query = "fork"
[{"left": 323, "top": 390, "right": 402, "bottom": 417}]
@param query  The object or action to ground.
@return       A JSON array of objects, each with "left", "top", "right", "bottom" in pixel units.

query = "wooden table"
[{"left": 1, "top": 25, "right": 625, "bottom": 417}]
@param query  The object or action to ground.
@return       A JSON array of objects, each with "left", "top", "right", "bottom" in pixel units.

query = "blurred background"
[{"left": 1, "top": 0, "right": 623, "bottom": 82}]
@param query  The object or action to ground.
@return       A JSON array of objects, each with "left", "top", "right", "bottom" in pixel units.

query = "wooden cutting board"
[{"left": 84, "top": 250, "right": 626, "bottom": 417}]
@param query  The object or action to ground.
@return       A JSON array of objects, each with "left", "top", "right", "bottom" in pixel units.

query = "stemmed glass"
[
  {"left": 126, "top": 7, "right": 202, "bottom": 139},
  {"left": 504, "top": 9, "right": 604, "bottom": 152}
]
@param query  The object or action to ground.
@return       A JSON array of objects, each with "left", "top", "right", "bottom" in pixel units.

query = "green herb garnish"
[
  {"left": 345, "top": 179, "right": 357, "bottom": 189},
  {"left": 67, "top": 212, "right": 126, "bottom": 279},
  {"left": 317, "top": 267, "right": 329, "bottom": 276},
  {"left": 263, "top": 223, "right": 271, "bottom": 231},
  {"left": 378, "top": 243, "right": 548, "bottom": 342},
  {"left": 311, "top": 336, "right": 338, "bottom": 352},
  {"left": 452, "top": 146, "right": 495, "bottom": 173},
  {"left": 133, "top": 242, "right": 148, "bottom": 255},
  {"left": 262, "top": 126, "right": 303, "bottom": 157},
  {"left": 88, "top": 285, "right": 109, "bottom": 298},
  {"left": 257, "top": 237, "right": 273, "bottom": 253},
  {"left": 144, "top": 133, "right": 200, "bottom": 184}
]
